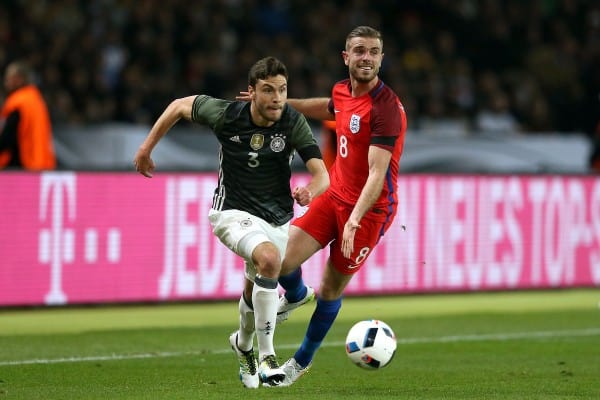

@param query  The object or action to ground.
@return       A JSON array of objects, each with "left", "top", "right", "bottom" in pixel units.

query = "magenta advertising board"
[{"left": 1, "top": 172, "right": 598, "bottom": 306}]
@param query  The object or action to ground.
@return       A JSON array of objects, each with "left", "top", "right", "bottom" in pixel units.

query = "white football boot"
[
  {"left": 276, "top": 286, "right": 315, "bottom": 324},
  {"left": 258, "top": 354, "right": 286, "bottom": 387},
  {"left": 229, "top": 331, "right": 259, "bottom": 389},
  {"left": 279, "top": 357, "right": 311, "bottom": 387}
]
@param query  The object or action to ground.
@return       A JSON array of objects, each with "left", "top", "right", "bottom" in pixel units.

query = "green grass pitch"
[{"left": 1, "top": 289, "right": 599, "bottom": 399}]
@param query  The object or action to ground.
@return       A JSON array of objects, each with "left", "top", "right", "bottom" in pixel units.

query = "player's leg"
[
  {"left": 209, "top": 209, "right": 284, "bottom": 386},
  {"left": 236, "top": 277, "right": 256, "bottom": 350},
  {"left": 245, "top": 240, "right": 285, "bottom": 386},
  {"left": 276, "top": 225, "right": 322, "bottom": 322},
  {"left": 280, "top": 259, "right": 351, "bottom": 386},
  {"left": 281, "top": 215, "right": 385, "bottom": 386},
  {"left": 277, "top": 193, "right": 335, "bottom": 323},
  {"left": 293, "top": 259, "right": 351, "bottom": 366},
  {"left": 229, "top": 277, "right": 259, "bottom": 388}
]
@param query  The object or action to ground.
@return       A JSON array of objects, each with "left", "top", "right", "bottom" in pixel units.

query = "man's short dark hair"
[{"left": 248, "top": 57, "right": 288, "bottom": 87}]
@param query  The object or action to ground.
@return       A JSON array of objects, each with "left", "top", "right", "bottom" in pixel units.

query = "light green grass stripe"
[
  {"left": 1, "top": 327, "right": 598, "bottom": 367},
  {"left": 1, "top": 289, "right": 598, "bottom": 335}
]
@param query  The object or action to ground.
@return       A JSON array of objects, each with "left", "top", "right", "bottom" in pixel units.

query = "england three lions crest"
[{"left": 349, "top": 114, "right": 361, "bottom": 134}]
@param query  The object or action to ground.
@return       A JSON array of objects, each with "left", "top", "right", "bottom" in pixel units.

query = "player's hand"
[
  {"left": 236, "top": 91, "right": 251, "bottom": 102},
  {"left": 341, "top": 219, "right": 361, "bottom": 259},
  {"left": 133, "top": 149, "right": 155, "bottom": 178},
  {"left": 292, "top": 186, "right": 312, "bottom": 206}
]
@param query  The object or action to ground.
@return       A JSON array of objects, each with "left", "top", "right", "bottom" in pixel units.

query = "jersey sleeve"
[
  {"left": 191, "top": 95, "right": 230, "bottom": 130},
  {"left": 327, "top": 98, "right": 335, "bottom": 114},
  {"left": 290, "top": 112, "right": 322, "bottom": 162},
  {"left": 370, "top": 92, "right": 404, "bottom": 150}
]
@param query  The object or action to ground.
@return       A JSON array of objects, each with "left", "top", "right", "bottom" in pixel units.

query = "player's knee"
[{"left": 253, "top": 242, "right": 281, "bottom": 278}]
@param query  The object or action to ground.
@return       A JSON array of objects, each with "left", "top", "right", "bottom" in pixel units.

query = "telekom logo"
[
  {"left": 38, "top": 173, "right": 76, "bottom": 305},
  {"left": 37, "top": 173, "right": 122, "bottom": 305}
]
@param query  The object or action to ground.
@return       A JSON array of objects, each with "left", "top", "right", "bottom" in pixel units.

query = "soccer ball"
[{"left": 345, "top": 319, "right": 397, "bottom": 369}]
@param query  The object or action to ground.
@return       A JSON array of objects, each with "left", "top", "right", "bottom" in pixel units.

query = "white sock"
[
  {"left": 236, "top": 294, "right": 255, "bottom": 352},
  {"left": 252, "top": 275, "right": 278, "bottom": 359}
]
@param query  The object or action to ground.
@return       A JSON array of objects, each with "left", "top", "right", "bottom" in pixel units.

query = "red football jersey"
[{"left": 327, "top": 79, "right": 407, "bottom": 212}]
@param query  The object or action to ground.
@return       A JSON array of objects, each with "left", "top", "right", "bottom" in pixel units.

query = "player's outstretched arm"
[
  {"left": 287, "top": 98, "right": 333, "bottom": 121},
  {"left": 236, "top": 92, "right": 333, "bottom": 122},
  {"left": 133, "top": 96, "right": 196, "bottom": 177}
]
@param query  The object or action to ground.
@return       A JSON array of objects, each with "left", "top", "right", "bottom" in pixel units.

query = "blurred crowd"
[{"left": 1, "top": 0, "right": 599, "bottom": 136}]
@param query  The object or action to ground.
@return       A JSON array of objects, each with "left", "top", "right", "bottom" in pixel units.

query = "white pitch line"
[{"left": 1, "top": 327, "right": 599, "bottom": 367}]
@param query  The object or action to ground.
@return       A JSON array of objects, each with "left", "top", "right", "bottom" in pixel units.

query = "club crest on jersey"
[
  {"left": 349, "top": 114, "right": 361, "bottom": 134},
  {"left": 250, "top": 134, "right": 264, "bottom": 150},
  {"left": 270, "top": 133, "right": 286, "bottom": 152},
  {"left": 239, "top": 218, "right": 252, "bottom": 228}
]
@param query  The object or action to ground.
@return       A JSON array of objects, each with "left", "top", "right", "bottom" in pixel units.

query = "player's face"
[
  {"left": 343, "top": 37, "right": 383, "bottom": 83},
  {"left": 248, "top": 75, "right": 288, "bottom": 127}
]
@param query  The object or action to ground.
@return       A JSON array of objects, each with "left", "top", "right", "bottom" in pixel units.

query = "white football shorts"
[{"left": 208, "top": 208, "right": 289, "bottom": 281}]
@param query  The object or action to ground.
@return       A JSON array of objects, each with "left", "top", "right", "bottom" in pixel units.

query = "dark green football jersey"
[{"left": 191, "top": 95, "right": 321, "bottom": 225}]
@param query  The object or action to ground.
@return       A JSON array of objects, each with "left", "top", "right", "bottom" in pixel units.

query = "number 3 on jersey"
[{"left": 248, "top": 151, "right": 259, "bottom": 167}]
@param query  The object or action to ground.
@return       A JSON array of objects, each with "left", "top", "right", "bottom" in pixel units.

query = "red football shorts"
[{"left": 292, "top": 190, "right": 395, "bottom": 274}]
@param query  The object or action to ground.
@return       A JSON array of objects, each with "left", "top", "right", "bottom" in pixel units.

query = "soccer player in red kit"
[{"left": 276, "top": 25, "right": 407, "bottom": 385}]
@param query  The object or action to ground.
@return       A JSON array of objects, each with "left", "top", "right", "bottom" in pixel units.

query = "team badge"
[
  {"left": 240, "top": 219, "right": 252, "bottom": 228},
  {"left": 349, "top": 114, "right": 361, "bottom": 134},
  {"left": 250, "top": 134, "right": 264, "bottom": 150},
  {"left": 270, "top": 133, "right": 286, "bottom": 152}
]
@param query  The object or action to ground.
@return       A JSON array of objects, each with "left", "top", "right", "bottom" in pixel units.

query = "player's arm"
[
  {"left": 286, "top": 98, "right": 334, "bottom": 121},
  {"left": 236, "top": 91, "right": 334, "bottom": 121},
  {"left": 133, "top": 96, "right": 196, "bottom": 178},
  {"left": 293, "top": 157, "right": 330, "bottom": 206},
  {"left": 341, "top": 145, "right": 392, "bottom": 258},
  {"left": 291, "top": 114, "right": 331, "bottom": 205}
]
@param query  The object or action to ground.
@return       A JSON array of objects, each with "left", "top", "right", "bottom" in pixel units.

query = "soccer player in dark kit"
[{"left": 134, "top": 56, "right": 329, "bottom": 388}]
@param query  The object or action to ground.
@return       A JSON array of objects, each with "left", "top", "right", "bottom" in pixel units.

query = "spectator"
[
  {"left": 0, "top": 60, "right": 56, "bottom": 170},
  {"left": 475, "top": 89, "right": 520, "bottom": 135},
  {"left": 0, "top": 1, "right": 596, "bottom": 135}
]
